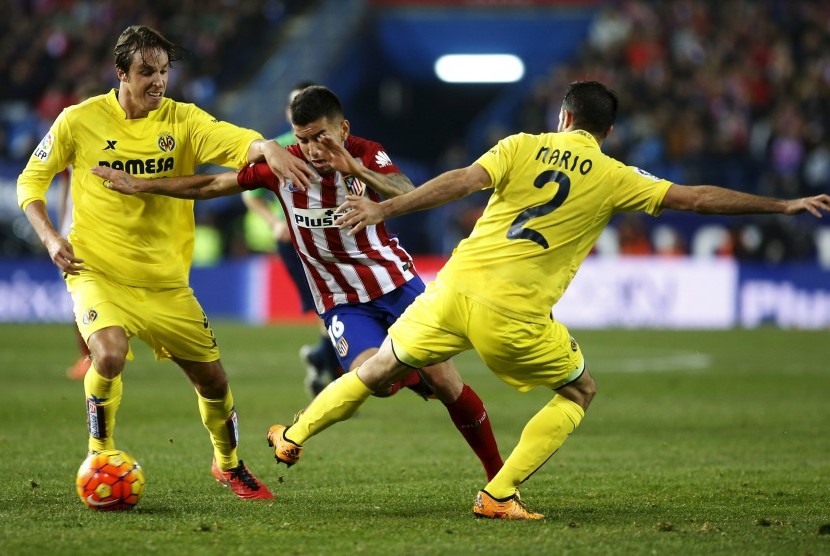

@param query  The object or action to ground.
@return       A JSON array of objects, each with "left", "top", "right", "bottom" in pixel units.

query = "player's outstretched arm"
[
  {"left": 335, "top": 163, "right": 491, "bottom": 235},
  {"left": 661, "top": 184, "right": 830, "bottom": 217},
  {"left": 91, "top": 166, "right": 242, "bottom": 199}
]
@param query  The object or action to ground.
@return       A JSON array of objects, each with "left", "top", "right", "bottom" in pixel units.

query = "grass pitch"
[{"left": 1, "top": 323, "right": 829, "bottom": 555}]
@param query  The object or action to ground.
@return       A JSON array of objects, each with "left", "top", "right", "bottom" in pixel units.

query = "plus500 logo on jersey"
[{"left": 293, "top": 207, "right": 347, "bottom": 228}]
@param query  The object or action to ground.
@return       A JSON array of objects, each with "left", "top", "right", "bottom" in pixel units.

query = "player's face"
[
  {"left": 293, "top": 116, "right": 348, "bottom": 174},
  {"left": 117, "top": 48, "right": 169, "bottom": 119}
]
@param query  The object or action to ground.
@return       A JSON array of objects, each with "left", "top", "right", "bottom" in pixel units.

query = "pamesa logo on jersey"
[{"left": 157, "top": 132, "right": 176, "bottom": 153}]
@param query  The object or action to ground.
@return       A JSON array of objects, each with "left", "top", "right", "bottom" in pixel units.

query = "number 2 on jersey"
[{"left": 506, "top": 170, "right": 571, "bottom": 249}]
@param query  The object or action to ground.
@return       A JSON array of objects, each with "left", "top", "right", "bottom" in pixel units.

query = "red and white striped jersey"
[{"left": 237, "top": 135, "right": 418, "bottom": 313}]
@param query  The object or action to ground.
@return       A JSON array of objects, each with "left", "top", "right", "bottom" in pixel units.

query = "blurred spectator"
[
  {"left": 0, "top": 0, "right": 309, "bottom": 165},
  {"left": 616, "top": 214, "right": 653, "bottom": 256}
]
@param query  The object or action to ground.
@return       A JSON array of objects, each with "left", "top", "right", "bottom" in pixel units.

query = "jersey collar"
[{"left": 571, "top": 129, "right": 599, "bottom": 146}]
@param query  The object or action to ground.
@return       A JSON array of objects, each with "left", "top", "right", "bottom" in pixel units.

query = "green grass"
[{"left": 1, "top": 324, "right": 829, "bottom": 555}]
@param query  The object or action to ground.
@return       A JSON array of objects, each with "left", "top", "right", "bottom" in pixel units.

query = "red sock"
[
  {"left": 372, "top": 370, "right": 421, "bottom": 397},
  {"left": 393, "top": 370, "right": 423, "bottom": 393},
  {"left": 445, "top": 384, "right": 503, "bottom": 481},
  {"left": 398, "top": 371, "right": 422, "bottom": 388}
]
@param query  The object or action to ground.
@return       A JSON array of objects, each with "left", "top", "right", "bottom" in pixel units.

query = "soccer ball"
[{"left": 75, "top": 449, "right": 145, "bottom": 511}]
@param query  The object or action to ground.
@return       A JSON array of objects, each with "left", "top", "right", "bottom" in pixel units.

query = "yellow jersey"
[
  {"left": 17, "top": 90, "right": 261, "bottom": 288},
  {"left": 438, "top": 129, "right": 672, "bottom": 323}
]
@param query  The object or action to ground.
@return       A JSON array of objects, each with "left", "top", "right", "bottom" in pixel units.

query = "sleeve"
[
  {"left": 364, "top": 141, "right": 400, "bottom": 175},
  {"left": 237, "top": 162, "right": 282, "bottom": 193},
  {"left": 473, "top": 133, "right": 521, "bottom": 191},
  {"left": 17, "top": 110, "right": 74, "bottom": 210},
  {"left": 612, "top": 164, "right": 673, "bottom": 216},
  {"left": 187, "top": 104, "right": 263, "bottom": 169}
]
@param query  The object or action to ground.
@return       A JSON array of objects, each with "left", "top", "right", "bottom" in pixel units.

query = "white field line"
[{"left": 590, "top": 352, "right": 713, "bottom": 373}]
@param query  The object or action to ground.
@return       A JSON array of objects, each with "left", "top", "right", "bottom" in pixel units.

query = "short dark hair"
[
  {"left": 114, "top": 25, "right": 186, "bottom": 74},
  {"left": 286, "top": 81, "right": 317, "bottom": 109},
  {"left": 562, "top": 81, "right": 618, "bottom": 136},
  {"left": 291, "top": 80, "right": 318, "bottom": 94},
  {"left": 290, "top": 85, "right": 344, "bottom": 126}
]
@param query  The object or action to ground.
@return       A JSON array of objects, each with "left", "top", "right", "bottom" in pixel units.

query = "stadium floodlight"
[{"left": 434, "top": 54, "right": 525, "bottom": 83}]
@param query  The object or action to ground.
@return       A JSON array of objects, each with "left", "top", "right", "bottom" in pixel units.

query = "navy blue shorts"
[{"left": 321, "top": 276, "right": 426, "bottom": 371}]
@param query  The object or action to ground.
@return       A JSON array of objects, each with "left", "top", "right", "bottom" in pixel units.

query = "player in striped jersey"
[
  {"left": 242, "top": 81, "right": 342, "bottom": 398},
  {"left": 92, "top": 85, "right": 505, "bottom": 483}
]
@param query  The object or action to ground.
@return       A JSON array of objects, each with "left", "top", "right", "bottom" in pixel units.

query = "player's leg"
[
  {"left": 421, "top": 360, "right": 504, "bottom": 481},
  {"left": 67, "top": 273, "right": 135, "bottom": 454},
  {"left": 472, "top": 313, "right": 594, "bottom": 519},
  {"left": 83, "top": 325, "right": 129, "bottom": 453},
  {"left": 276, "top": 336, "right": 414, "bottom": 449},
  {"left": 380, "top": 281, "right": 503, "bottom": 479},
  {"left": 150, "top": 289, "right": 272, "bottom": 499},
  {"left": 268, "top": 280, "right": 468, "bottom": 466},
  {"left": 270, "top": 302, "right": 415, "bottom": 457},
  {"left": 173, "top": 358, "right": 234, "bottom": 464},
  {"left": 483, "top": 368, "right": 595, "bottom": 496}
]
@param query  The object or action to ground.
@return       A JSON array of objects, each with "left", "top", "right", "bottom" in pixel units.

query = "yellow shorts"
[
  {"left": 65, "top": 271, "right": 220, "bottom": 362},
  {"left": 389, "top": 280, "right": 584, "bottom": 392}
]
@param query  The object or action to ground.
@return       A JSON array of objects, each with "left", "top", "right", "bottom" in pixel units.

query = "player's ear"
[
  {"left": 562, "top": 109, "right": 574, "bottom": 129},
  {"left": 340, "top": 119, "right": 350, "bottom": 142},
  {"left": 604, "top": 124, "right": 614, "bottom": 139},
  {"left": 116, "top": 68, "right": 128, "bottom": 82}
]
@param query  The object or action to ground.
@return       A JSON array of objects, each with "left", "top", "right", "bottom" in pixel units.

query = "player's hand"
[
  {"left": 786, "top": 194, "right": 830, "bottom": 217},
  {"left": 335, "top": 195, "right": 385, "bottom": 236},
  {"left": 92, "top": 165, "right": 143, "bottom": 195},
  {"left": 45, "top": 234, "right": 84, "bottom": 274},
  {"left": 318, "top": 134, "right": 359, "bottom": 175},
  {"left": 261, "top": 141, "right": 314, "bottom": 190}
]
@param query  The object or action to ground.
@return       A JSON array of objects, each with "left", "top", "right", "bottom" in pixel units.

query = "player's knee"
[
  {"left": 90, "top": 349, "right": 127, "bottom": 376},
  {"left": 420, "top": 362, "right": 463, "bottom": 403},
  {"left": 556, "top": 367, "right": 597, "bottom": 410},
  {"left": 581, "top": 373, "right": 597, "bottom": 406}
]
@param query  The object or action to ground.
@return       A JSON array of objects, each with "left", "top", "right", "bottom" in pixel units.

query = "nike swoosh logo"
[{"left": 86, "top": 494, "right": 120, "bottom": 507}]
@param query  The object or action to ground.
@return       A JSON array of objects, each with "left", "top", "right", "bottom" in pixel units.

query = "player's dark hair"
[
  {"left": 114, "top": 25, "right": 186, "bottom": 74},
  {"left": 562, "top": 81, "right": 618, "bottom": 136},
  {"left": 286, "top": 81, "right": 317, "bottom": 109},
  {"left": 290, "top": 85, "right": 344, "bottom": 126},
  {"left": 291, "top": 80, "right": 318, "bottom": 94}
]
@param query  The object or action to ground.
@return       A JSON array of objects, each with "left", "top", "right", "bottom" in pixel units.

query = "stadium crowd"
[
  {"left": 2, "top": 0, "right": 828, "bottom": 264},
  {"left": 0, "top": 0, "right": 307, "bottom": 161},
  {"left": 517, "top": 0, "right": 830, "bottom": 262}
]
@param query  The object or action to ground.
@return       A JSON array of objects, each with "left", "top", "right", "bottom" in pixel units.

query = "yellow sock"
[
  {"left": 484, "top": 395, "right": 585, "bottom": 499},
  {"left": 197, "top": 388, "right": 239, "bottom": 470},
  {"left": 287, "top": 370, "right": 372, "bottom": 445},
  {"left": 83, "top": 365, "right": 122, "bottom": 453}
]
